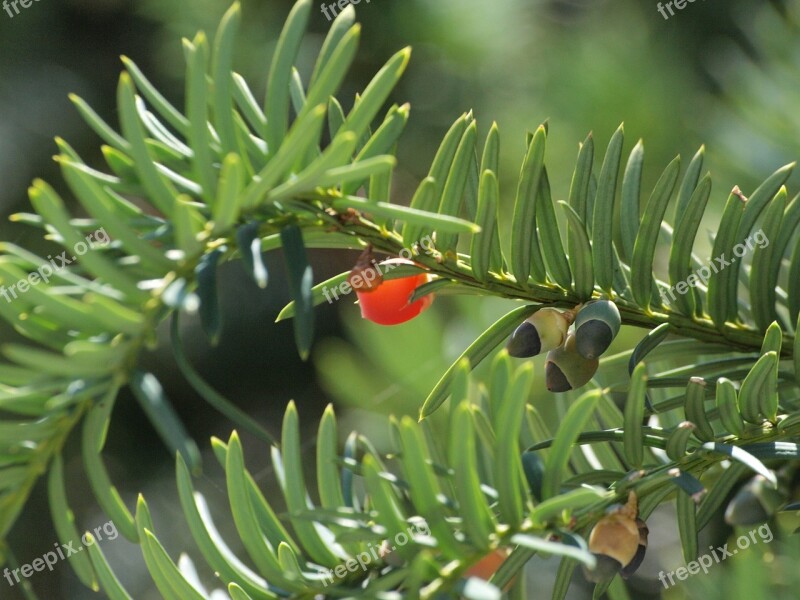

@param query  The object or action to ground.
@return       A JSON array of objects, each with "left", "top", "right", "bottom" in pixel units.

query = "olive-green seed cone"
[
  {"left": 574, "top": 300, "right": 621, "bottom": 359},
  {"left": 545, "top": 360, "right": 572, "bottom": 392},
  {"left": 575, "top": 319, "right": 614, "bottom": 359},
  {"left": 506, "top": 321, "right": 541, "bottom": 357},
  {"left": 724, "top": 475, "right": 785, "bottom": 526},
  {"left": 724, "top": 488, "right": 771, "bottom": 526},
  {"left": 507, "top": 308, "right": 570, "bottom": 358},
  {"left": 544, "top": 334, "right": 599, "bottom": 392}
]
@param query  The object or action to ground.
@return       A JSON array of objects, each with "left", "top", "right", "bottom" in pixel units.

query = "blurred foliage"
[{"left": 0, "top": 0, "right": 799, "bottom": 598}]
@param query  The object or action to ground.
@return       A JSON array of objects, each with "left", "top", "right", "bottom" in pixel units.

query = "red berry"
[
  {"left": 464, "top": 549, "right": 515, "bottom": 589},
  {"left": 355, "top": 259, "right": 432, "bottom": 325},
  {"left": 464, "top": 549, "right": 507, "bottom": 580}
]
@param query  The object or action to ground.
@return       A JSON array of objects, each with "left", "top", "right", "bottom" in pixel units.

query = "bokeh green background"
[{"left": 0, "top": 0, "right": 798, "bottom": 597}]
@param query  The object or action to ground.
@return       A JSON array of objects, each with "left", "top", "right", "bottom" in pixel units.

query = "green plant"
[{"left": 2, "top": 1, "right": 800, "bottom": 598}]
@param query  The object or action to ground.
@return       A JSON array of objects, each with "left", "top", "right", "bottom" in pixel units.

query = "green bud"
[
  {"left": 724, "top": 474, "right": 785, "bottom": 526},
  {"left": 574, "top": 300, "right": 621, "bottom": 359},
  {"left": 506, "top": 308, "right": 571, "bottom": 358},
  {"left": 521, "top": 451, "right": 544, "bottom": 501},
  {"left": 544, "top": 334, "right": 599, "bottom": 392}
]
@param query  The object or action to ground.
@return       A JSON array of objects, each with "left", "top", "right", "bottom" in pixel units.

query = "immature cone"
[
  {"left": 521, "top": 451, "right": 545, "bottom": 501},
  {"left": 724, "top": 474, "right": 785, "bottom": 526},
  {"left": 584, "top": 492, "right": 649, "bottom": 582},
  {"left": 544, "top": 334, "right": 599, "bottom": 392},
  {"left": 574, "top": 300, "right": 621, "bottom": 359},
  {"left": 506, "top": 308, "right": 572, "bottom": 358}
]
